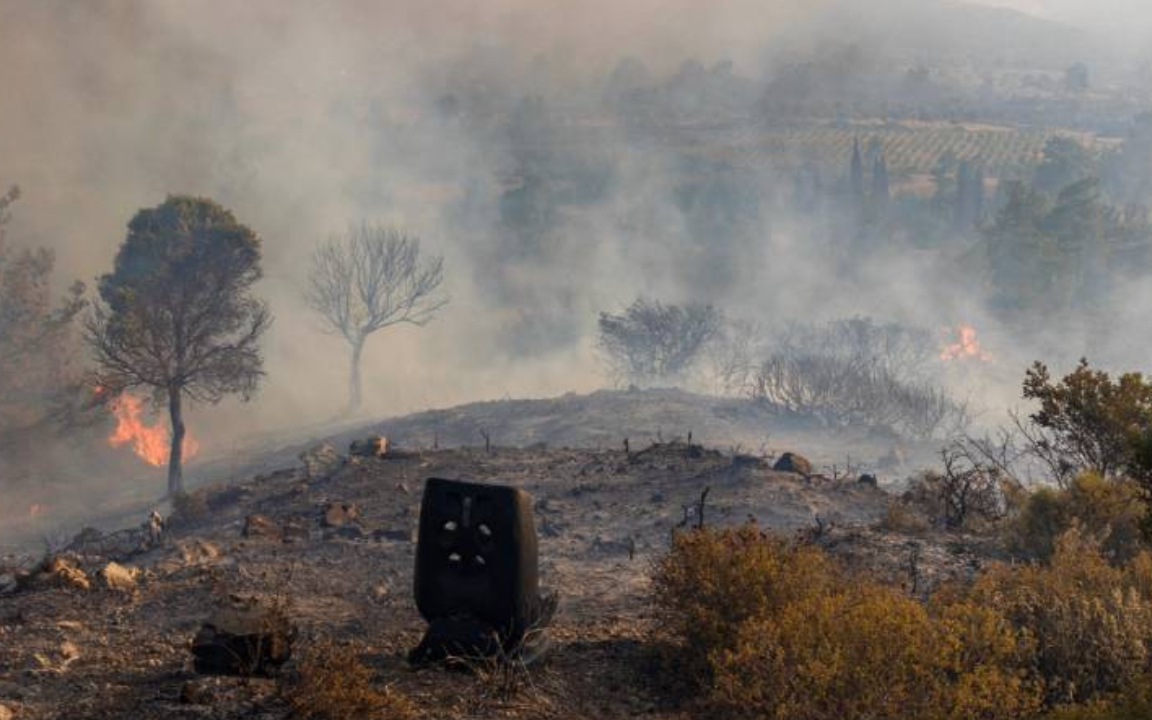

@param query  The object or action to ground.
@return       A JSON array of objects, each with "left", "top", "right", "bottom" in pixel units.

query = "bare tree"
[
  {"left": 704, "top": 318, "right": 763, "bottom": 396},
  {"left": 902, "top": 442, "right": 1011, "bottom": 530},
  {"left": 306, "top": 224, "right": 447, "bottom": 412},
  {"left": 597, "top": 298, "right": 721, "bottom": 387}
]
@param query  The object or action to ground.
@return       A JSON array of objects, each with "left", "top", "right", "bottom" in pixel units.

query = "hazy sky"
[{"left": 977, "top": 0, "right": 1152, "bottom": 38}]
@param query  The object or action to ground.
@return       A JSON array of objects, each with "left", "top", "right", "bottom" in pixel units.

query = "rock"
[
  {"left": 0, "top": 574, "right": 16, "bottom": 595},
  {"left": 349, "top": 436, "right": 389, "bottom": 458},
  {"left": 191, "top": 607, "right": 295, "bottom": 677},
  {"left": 99, "top": 562, "right": 139, "bottom": 592},
  {"left": 321, "top": 502, "right": 360, "bottom": 528},
  {"left": 773, "top": 452, "right": 813, "bottom": 476},
  {"left": 858, "top": 473, "right": 879, "bottom": 487},
  {"left": 242, "top": 514, "right": 282, "bottom": 541},
  {"left": 0, "top": 703, "right": 12, "bottom": 720},
  {"left": 299, "top": 442, "right": 344, "bottom": 481}
]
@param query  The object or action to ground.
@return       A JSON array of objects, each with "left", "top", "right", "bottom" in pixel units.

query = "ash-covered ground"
[{"left": 0, "top": 389, "right": 985, "bottom": 720}]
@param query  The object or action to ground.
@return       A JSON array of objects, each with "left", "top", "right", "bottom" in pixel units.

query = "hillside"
[{"left": 0, "top": 436, "right": 982, "bottom": 720}]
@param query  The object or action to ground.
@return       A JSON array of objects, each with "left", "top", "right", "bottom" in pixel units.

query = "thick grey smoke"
[
  {"left": 0, "top": 0, "right": 1148, "bottom": 516},
  {"left": 0, "top": 0, "right": 846, "bottom": 461}
]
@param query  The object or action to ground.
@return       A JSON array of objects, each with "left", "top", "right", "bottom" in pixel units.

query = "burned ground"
[{"left": 0, "top": 428, "right": 996, "bottom": 720}]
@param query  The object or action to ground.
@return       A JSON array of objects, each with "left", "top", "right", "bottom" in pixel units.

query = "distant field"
[{"left": 689, "top": 122, "right": 1106, "bottom": 176}]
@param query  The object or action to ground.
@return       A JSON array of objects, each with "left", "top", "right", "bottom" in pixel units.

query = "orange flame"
[
  {"left": 940, "top": 324, "right": 992, "bottom": 362},
  {"left": 107, "top": 393, "right": 199, "bottom": 467}
]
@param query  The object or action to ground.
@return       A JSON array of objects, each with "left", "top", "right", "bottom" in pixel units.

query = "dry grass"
[
  {"left": 445, "top": 627, "right": 557, "bottom": 716},
  {"left": 282, "top": 638, "right": 416, "bottom": 720}
]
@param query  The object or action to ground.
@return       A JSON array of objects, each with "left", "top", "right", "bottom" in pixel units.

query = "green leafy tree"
[
  {"left": 986, "top": 181, "right": 1056, "bottom": 313},
  {"left": 1043, "top": 178, "right": 1107, "bottom": 306},
  {"left": 1020, "top": 359, "right": 1152, "bottom": 485},
  {"left": 1103, "top": 113, "right": 1152, "bottom": 206},
  {"left": 85, "top": 196, "right": 270, "bottom": 496}
]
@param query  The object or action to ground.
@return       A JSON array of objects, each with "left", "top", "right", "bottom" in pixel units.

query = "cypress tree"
[{"left": 871, "top": 153, "right": 890, "bottom": 214}]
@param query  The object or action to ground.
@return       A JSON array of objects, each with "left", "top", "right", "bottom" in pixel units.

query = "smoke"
[{"left": 0, "top": 0, "right": 1149, "bottom": 518}]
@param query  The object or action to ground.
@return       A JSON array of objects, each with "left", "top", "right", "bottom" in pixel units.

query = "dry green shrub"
[
  {"left": 283, "top": 639, "right": 416, "bottom": 720},
  {"left": 649, "top": 524, "right": 839, "bottom": 689},
  {"left": 650, "top": 525, "right": 1040, "bottom": 720},
  {"left": 967, "top": 529, "right": 1152, "bottom": 706},
  {"left": 1005, "top": 473, "right": 1147, "bottom": 563},
  {"left": 712, "top": 586, "right": 1039, "bottom": 720}
]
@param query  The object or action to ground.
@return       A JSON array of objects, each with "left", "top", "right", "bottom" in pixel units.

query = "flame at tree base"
[{"left": 107, "top": 393, "right": 199, "bottom": 467}]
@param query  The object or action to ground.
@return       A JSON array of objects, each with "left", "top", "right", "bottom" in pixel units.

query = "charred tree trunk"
[
  {"left": 348, "top": 336, "right": 366, "bottom": 412},
  {"left": 168, "top": 385, "right": 185, "bottom": 497}
]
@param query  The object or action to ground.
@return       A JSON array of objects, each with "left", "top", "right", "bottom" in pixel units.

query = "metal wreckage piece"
[{"left": 410, "top": 477, "right": 558, "bottom": 665}]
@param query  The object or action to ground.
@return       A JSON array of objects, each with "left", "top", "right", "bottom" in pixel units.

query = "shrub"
[
  {"left": 282, "top": 639, "right": 415, "bottom": 720},
  {"left": 711, "top": 587, "right": 1039, "bottom": 720},
  {"left": 1005, "top": 473, "right": 1147, "bottom": 563},
  {"left": 1046, "top": 681, "right": 1152, "bottom": 720},
  {"left": 649, "top": 525, "right": 839, "bottom": 688},
  {"left": 597, "top": 298, "right": 721, "bottom": 386},
  {"left": 967, "top": 529, "right": 1152, "bottom": 706},
  {"left": 650, "top": 525, "right": 1040, "bottom": 719},
  {"left": 749, "top": 318, "right": 967, "bottom": 439}
]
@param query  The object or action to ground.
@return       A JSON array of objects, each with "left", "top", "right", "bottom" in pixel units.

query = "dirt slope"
[{"left": 0, "top": 437, "right": 950, "bottom": 720}]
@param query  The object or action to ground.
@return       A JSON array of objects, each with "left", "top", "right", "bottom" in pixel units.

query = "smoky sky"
[{"left": 0, "top": 0, "right": 1149, "bottom": 466}]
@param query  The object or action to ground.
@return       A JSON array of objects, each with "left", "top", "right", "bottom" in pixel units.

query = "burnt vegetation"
[
  {"left": 597, "top": 298, "right": 722, "bottom": 387},
  {"left": 749, "top": 317, "right": 968, "bottom": 440},
  {"left": 12, "top": 3, "right": 1152, "bottom": 720}
]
